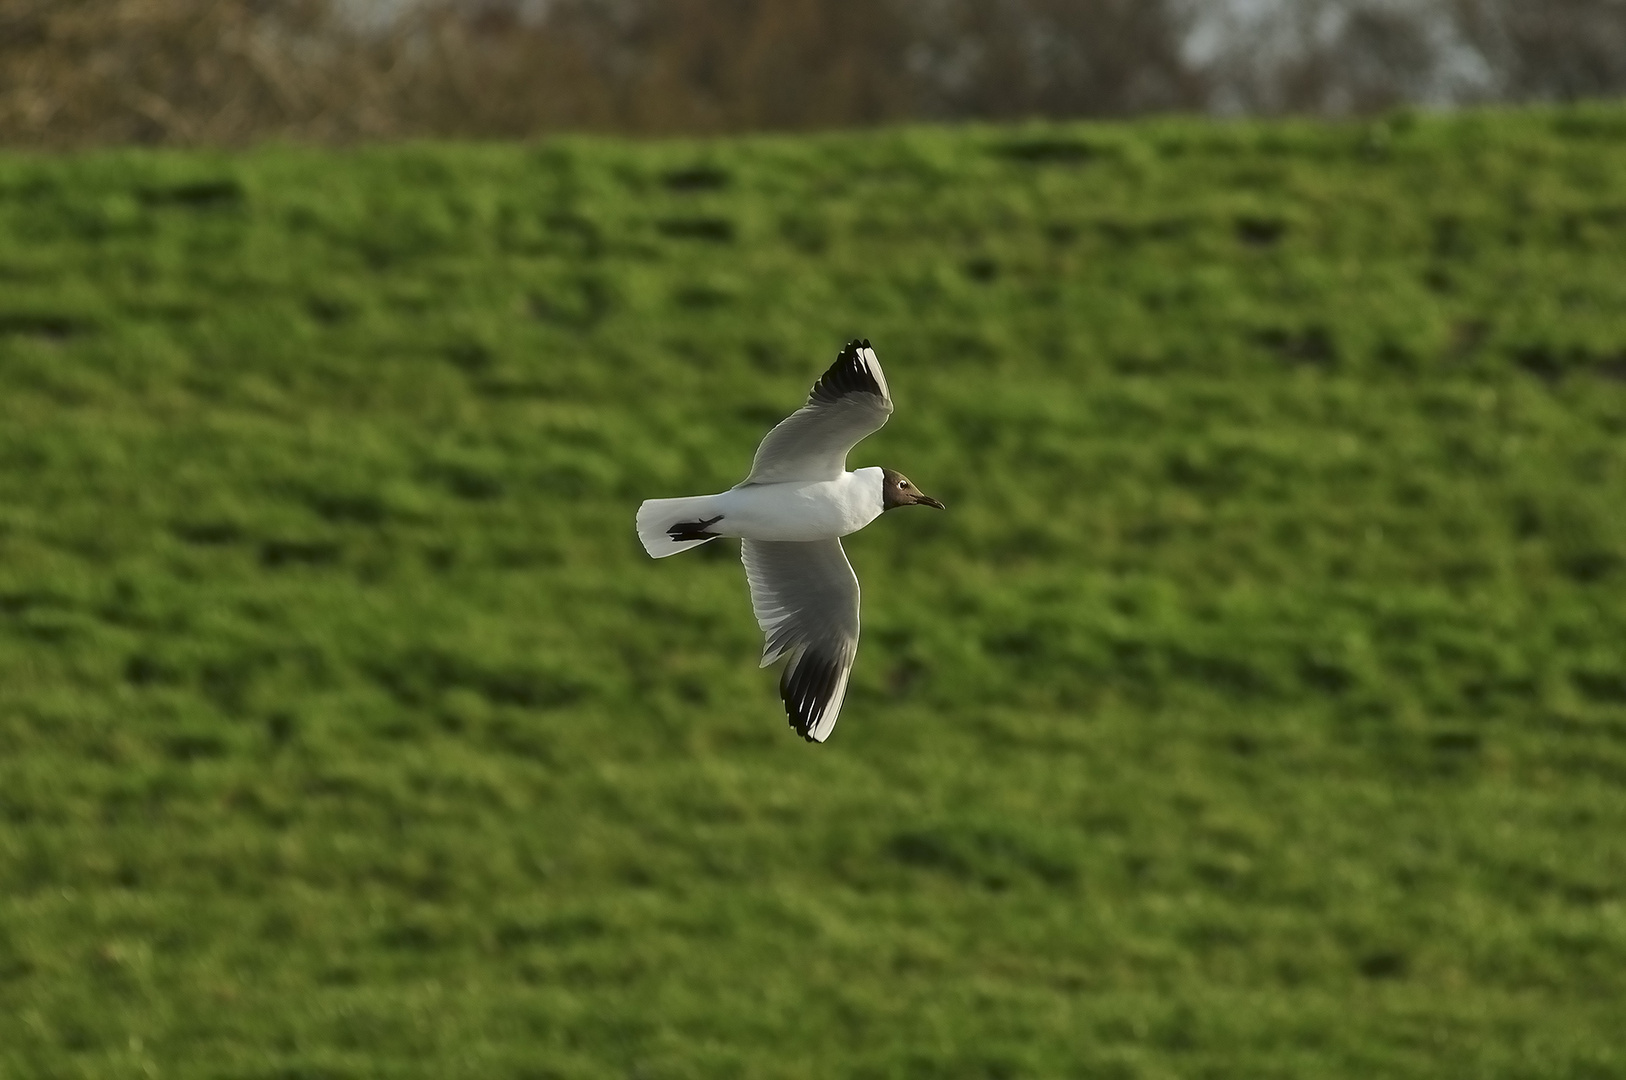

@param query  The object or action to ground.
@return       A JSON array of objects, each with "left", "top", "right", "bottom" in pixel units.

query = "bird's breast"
[{"left": 716, "top": 474, "right": 883, "bottom": 541}]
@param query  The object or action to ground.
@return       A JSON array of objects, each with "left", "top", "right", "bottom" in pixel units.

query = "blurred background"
[{"left": 4, "top": 0, "right": 1626, "bottom": 145}]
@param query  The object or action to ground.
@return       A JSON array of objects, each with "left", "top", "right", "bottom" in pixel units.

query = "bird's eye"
[{"left": 898, "top": 480, "right": 909, "bottom": 488}]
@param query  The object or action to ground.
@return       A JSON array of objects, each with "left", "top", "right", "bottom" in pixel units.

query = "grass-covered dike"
[{"left": 1, "top": 107, "right": 1625, "bottom": 1078}]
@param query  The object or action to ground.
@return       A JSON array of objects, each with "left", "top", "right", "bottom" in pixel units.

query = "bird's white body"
[
  {"left": 637, "top": 468, "right": 885, "bottom": 554},
  {"left": 720, "top": 469, "right": 887, "bottom": 540}
]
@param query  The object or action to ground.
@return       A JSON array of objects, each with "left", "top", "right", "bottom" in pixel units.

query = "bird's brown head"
[{"left": 880, "top": 467, "right": 945, "bottom": 511}]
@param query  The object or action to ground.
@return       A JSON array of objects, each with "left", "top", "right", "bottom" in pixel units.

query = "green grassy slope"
[{"left": 2, "top": 107, "right": 1625, "bottom": 1079}]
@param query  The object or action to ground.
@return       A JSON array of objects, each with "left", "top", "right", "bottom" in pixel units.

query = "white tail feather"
[{"left": 636, "top": 494, "right": 727, "bottom": 558}]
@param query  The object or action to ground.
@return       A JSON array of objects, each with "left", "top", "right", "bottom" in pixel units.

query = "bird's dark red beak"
[{"left": 916, "top": 494, "right": 946, "bottom": 510}]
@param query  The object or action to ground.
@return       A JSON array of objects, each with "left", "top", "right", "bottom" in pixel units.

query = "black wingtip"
[
  {"left": 809, "top": 339, "right": 886, "bottom": 406},
  {"left": 781, "top": 651, "right": 840, "bottom": 742}
]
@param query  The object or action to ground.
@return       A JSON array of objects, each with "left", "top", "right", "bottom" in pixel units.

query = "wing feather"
[
  {"left": 740, "top": 538, "right": 860, "bottom": 743},
  {"left": 741, "top": 340, "right": 893, "bottom": 485}
]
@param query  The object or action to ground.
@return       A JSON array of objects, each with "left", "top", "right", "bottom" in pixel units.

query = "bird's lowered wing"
[
  {"left": 740, "top": 339, "right": 893, "bottom": 485},
  {"left": 740, "top": 538, "right": 860, "bottom": 743}
]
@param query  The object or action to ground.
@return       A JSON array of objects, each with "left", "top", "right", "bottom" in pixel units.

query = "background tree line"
[{"left": 1, "top": 0, "right": 1623, "bottom": 146}]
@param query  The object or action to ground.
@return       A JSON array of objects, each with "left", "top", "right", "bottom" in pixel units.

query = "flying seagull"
[{"left": 636, "top": 339, "right": 944, "bottom": 743}]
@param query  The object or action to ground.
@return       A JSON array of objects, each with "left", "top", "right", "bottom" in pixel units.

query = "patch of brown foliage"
[{"left": 0, "top": 0, "right": 1201, "bottom": 145}]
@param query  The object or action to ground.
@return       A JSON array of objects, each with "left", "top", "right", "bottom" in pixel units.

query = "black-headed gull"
[{"left": 637, "top": 339, "right": 944, "bottom": 743}]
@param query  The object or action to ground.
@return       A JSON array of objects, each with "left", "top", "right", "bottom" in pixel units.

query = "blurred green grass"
[{"left": 2, "top": 106, "right": 1625, "bottom": 1079}]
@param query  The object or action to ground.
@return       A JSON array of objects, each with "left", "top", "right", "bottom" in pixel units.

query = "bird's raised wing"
[
  {"left": 740, "top": 339, "right": 893, "bottom": 485},
  {"left": 740, "top": 538, "right": 860, "bottom": 743}
]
